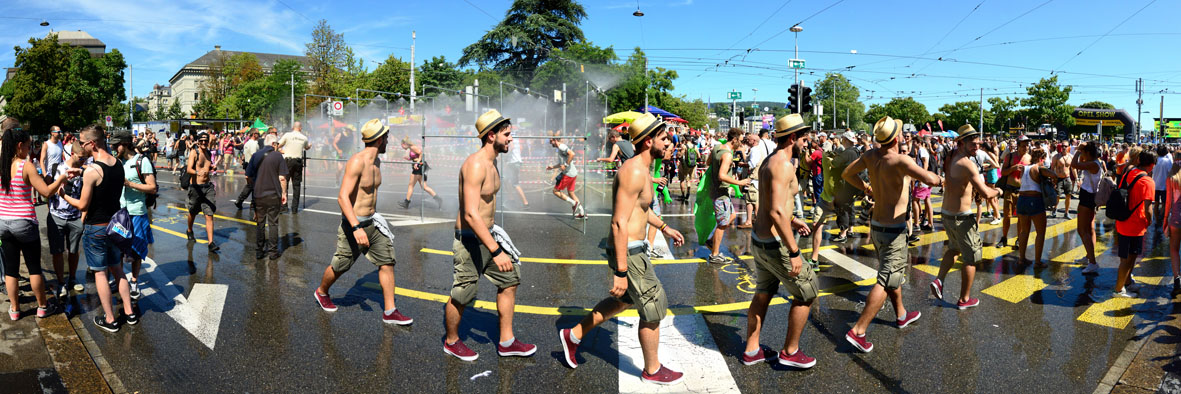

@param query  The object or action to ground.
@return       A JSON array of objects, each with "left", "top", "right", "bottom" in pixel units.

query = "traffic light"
[
  {"left": 800, "top": 86, "right": 813, "bottom": 114},
  {"left": 787, "top": 84, "right": 799, "bottom": 114}
]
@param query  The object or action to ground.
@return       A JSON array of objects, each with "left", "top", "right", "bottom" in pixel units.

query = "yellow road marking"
[
  {"left": 1050, "top": 241, "right": 1109, "bottom": 264},
  {"left": 1078, "top": 297, "right": 1145, "bottom": 329},
  {"left": 981, "top": 275, "right": 1048, "bottom": 303},
  {"left": 911, "top": 262, "right": 962, "bottom": 277},
  {"left": 419, "top": 246, "right": 838, "bottom": 265},
  {"left": 167, "top": 205, "right": 257, "bottom": 225},
  {"left": 150, "top": 224, "right": 208, "bottom": 244}
]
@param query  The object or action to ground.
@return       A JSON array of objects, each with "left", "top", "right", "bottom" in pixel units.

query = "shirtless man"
[
  {"left": 186, "top": 132, "right": 218, "bottom": 252},
  {"left": 443, "top": 110, "right": 535, "bottom": 361},
  {"left": 313, "top": 119, "right": 413, "bottom": 325},
  {"left": 558, "top": 113, "right": 687, "bottom": 385},
  {"left": 842, "top": 116, "right": 942, "bottom": 352},
  {"left": 929, "top": 126, "right": 999, "bottom": 309},
  {"left": 998, "top": 136, "right": 1031, "bottom": 248},
  {"left": 741, "top": 114, "right": 821, "bottom": 369},
  {"left": 1050, "top": 144, "right": 1073, "bottom": 219}
]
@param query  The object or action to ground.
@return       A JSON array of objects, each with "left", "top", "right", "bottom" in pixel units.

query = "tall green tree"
[
  {"left": 305, "top": 19, "right": 354, "bottom": 105},
  {"left": 0, "top": 34, "right": 127, "bottom": 132},
  {"left": 812, "top": 72, "right": 865, "bottom": 130},
  {"left": 936, "top": 101, "right": 991, "bottom": 132},
  {"left": 164, "top": 99, "right": 186, "bottom": 120},
  {"left": 418, "top": 56, "right": 467, "bottom": 92},
  {"left": 365, "top": 55, "right": 412, "bottom": 97},
  {"left": 864, "top": 97, "right": 929, "bottom": 129},
  {"left": 987, "top": 96, "right": 1020, "bottom": 133},
  {"left": 1021, "top": 76, "right": 1074, "bottom": 128},
  {"left": 458, "top": 0, "right": 588, "bottom": 82}
]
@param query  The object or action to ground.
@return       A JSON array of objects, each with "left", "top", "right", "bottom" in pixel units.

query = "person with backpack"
[
  {"left": 116, "top": 134, "right": 157, "bottom": 300},
  {"left": 1072, "top": 142, "right": 1107, "bottom": 275},
  {"left": 1112, "top": 150, "right": 1156, "bottom": 298},
  {"left": 1015, "top": 148, "right": 1056, "bottom": 267}
]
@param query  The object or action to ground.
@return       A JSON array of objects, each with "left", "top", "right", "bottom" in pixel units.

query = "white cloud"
[{"left": 669, "top": 0, "right": 693, "bottom": 5}]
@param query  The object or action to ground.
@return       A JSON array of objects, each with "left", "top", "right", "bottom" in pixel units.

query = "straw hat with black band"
[
  {"left": 773, "top": 113, "right": 810, "bottom": 139},
  {"left": 627, "top": 113, "right": 665, "bottom": 144},
  {"left": 361, "top": 118, "right": 388, "bottom": 143},
  {"left": 475, "top": 110, "right": 511, "bottom": 139},
  {"left": 873, "top": 116, "right": 902, "bottom": 145},
  {"left": 954, "top": 124, "right": 980, "bottom": 143}
]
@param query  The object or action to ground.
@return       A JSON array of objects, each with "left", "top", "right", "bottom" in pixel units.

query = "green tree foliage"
[
  {"left": 305, "top": 19, "right": 354, "bottom": 105},
  {"left": 605, "top": 48, "right": 678, "bottom": 114},
  {"left": 0, "top": 34, "right": 127, "bottom": 132},
  {"left": 458, "top": 0, "right": 587, "bottom": 82},
  {"left": 418, "top": 56, "right": 466, "bottom": 92},
  {"left": 936, "top": 101, "right": 991, "bottom": 132},
  {"left": 529, "top": 42, "right": 617, "bottom": 104},
  {"left": 1079, "top": 100, "right": 1115, "bottom": 109},
  {"left": 165, "top": 99, "right": 186, "bottom": 120},
  {"left": 987, "top": 96, "right": 1020, "bottom": 133},
  {"left": 863, "top": 97, "right": 929, "bottom": 129},
  {"left": 664, "top": 97, "right": 709, "bottom": 129},
  {"left": 813, "top": 73, "right": 865, "bottom": 131},
  {"left": 364, "top": 55, "right": 412, "bottom": 97},
  {"left": 1021, "top": 76, "right": 1074, "bottom": 128}
]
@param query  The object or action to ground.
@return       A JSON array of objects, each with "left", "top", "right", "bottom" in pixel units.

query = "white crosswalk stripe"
[{"left": 616, "top": 315, "right": 740, "bottom": 393}]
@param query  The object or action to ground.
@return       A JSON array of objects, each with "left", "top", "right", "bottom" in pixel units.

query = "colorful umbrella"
[{"left": 603, "top": 111, "right": 644, "bottom": 124}]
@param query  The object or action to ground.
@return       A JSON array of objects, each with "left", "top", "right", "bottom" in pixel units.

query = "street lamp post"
[{"left": 792, "top": 25, "right": 803, "bottom": 108}]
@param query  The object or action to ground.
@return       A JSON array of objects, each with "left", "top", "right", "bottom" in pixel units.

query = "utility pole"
[
  {"left": 832, "top": 82, "right": 836, "bottom": 130},
  {"left": 979, "top": 87, "right": 984, "bottom": 135},
  {"left": 290, "top": 73, "right": 295, "bottom": 126},
  {"left": 1136, "top": 78, "right": 1143, "bottom": 142},
  {"left": 731, "top": 89, "right": 737, "bottom": 129},
  {"left": 129, "top": 64, "right": 133, "bottom": 127},
  {"left": 562, "top": 82, "right": 567, "bottom": 134},
  {"left": 1162, "top": 95, "right": 1166, "bottom": 138},
  {"left": 792, "top": 25, "right": 803, "bottom": 114},
  {"left": 410, "top": 31, "right": 416, "bottom": 111}
]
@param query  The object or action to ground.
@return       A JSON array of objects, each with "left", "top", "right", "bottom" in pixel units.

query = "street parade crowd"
[{"left": 1, "top": 108, "right": 1178, "bottom": 385}]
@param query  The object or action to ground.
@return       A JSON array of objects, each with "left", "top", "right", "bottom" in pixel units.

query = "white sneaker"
[
  {"left": 1114, "top": 289, "right": 1136, "bottom": 298},
  {"left": 989, "top": 218, "right": 1002, "bottom": 225},
  {"left": 1081, "top": 263, "right": 1100, "bottom": 275}
]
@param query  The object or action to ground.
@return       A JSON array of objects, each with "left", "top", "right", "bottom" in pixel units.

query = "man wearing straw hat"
[
  {"left": 313, "top": 119, "right": 413, "bottom": 326},
  {"left": 740, "top": 114, "right": 821, "bottom": 369},
  {"left": 841, "top": 116, "right": 943, "bottom": 353},
  {"left": 930, "top": 125, "right": 999, "bottom": 310},
  {"left": 443, "top": 110, "right": 536, "bottom": 361},
  {"left": 558, "top": 112, "right": 687, "bottom": 385}
]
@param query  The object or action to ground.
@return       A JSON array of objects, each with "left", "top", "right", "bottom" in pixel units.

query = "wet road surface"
[{"left": 51, "top": 168, "right": 1177, "bottom": 393}]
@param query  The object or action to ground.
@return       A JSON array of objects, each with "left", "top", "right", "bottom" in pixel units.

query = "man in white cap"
[
  {"left": 313, "top": 119, "right": 413, "bottom": 326},
  {"left": 740, "top": 113, "right": 821, "bottom": 369},
  {"left": 841, "top": 116, "right": 942, "bottom": 353},
  {"left": 558, "top": 112, "right": 687, "bottom": 385},
  {"left": 444, "top": 110, "right": 536, "bottom": 361},
  {"left": 930, "top": 125, "right": 999, "bottom": 310}
]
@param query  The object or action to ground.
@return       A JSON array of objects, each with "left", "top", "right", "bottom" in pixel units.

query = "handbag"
[{"left": 106, "top": 208, "right": 138, "bottom": 258}]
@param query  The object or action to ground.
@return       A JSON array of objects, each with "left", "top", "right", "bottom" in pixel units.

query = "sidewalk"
[{"left": 1103, "top": 293, "right": 1181, "bottom": 394}]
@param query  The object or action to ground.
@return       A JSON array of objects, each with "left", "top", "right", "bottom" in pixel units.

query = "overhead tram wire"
[
  {"left": 711, "top": 0, "right": 794, "bottom": 56},
  {"left": 461, "top": 0, "right": 497, "bottom": 19},
  {"left": 275, "top": 0, "right": 313, "bottom": 22},
  {"left": 902, "top": 0, "right": 985, "bottom": 68},
  {"left": 909, "top": 0, "right": 1055, "bottom": 73},
  {"left": 1053, "top": 0, "right": 1157, "bottom": 70}
]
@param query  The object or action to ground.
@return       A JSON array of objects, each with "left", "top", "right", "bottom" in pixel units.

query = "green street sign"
[
  {"left": 728, "top": 92, "right": 742, "bottom": 100},
  {"left": 789, "top": 59, "right": 805, "bottom": 69},
  {"left": 751, "top": 103, "right": 759, "bottom": 108}
]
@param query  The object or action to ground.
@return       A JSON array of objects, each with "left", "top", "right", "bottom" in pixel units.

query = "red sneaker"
[
  {"left": 443, "top": 339, "right": 479, "bottom": 361},
  {"left": 740, "top": 346, "right": 774, "bottom": 366},
  {"left": 496, "top": 338, "right": 537, "bottom": 357},
  {"left": 778, "top": 349, "right": 816, "bottom": 369},
  {"left": 957, "top": 298, "right": 980, "bottom": 310},
  {"left": 313, "top": 290, "right": 337, "bottom": 312},
  {"left": 382, "top": 309, "right": 413, "bottom": 325},
  {"left": 930, "top": 278, "right": 943, "bottom": 300},
  {"left": 559, "top": 329, "right": 579, "bottom": 368},
  {"left": 896, "top": 311, "right": 921, "bottom": 328},
  {"left": 640, "top": 365, "right": 684, "bottom": 385},
  {"left": 845, "top": 329, "right": 873, "bottom": 353}
]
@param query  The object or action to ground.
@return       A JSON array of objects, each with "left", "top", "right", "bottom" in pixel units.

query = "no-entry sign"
[{"left": 330, "top": 101, "right": 344, "bottom": 116}]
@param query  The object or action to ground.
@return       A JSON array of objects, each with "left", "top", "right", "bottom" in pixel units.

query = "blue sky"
[{"left": 1, "top": 0, "right": 1177, "bottom": 118}]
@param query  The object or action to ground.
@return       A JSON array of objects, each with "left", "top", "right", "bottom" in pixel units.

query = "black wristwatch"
[
  {"left": 788, "top": 249, "right": 801, "bottom": 258},
  {"left": 349, "top": 223, "right": 363, "bottom": 231},
  {"left": 613, "top": 269, "right": 628, "bottom": 278},
  {"left": 490, "top": 247, "right": 504, "bottom": 258}
]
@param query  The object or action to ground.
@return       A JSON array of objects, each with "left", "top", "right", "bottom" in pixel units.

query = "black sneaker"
[
  {"left": 268, "top": 251, "right": 281, "bottom": 260},
  {"left": 187, "top": 230, "right": 196, "bottom": 241},
  {"left": 907, "top": 234, "right": 920, "bottom": 244},
  {"left": 125, "top": 309, "right": 140, "bottom": 325},
  {"left": 93, "top": 315, "right": 120, "bottom": 333},
  {"left": 1172, "top": 277, "right": 1181, "bottom": 297},
  {"left": 398, "top": 199, "right": 410, "bottom": 209},
  {"left": 831, "top": 234, "right": 848, "bottom": 243},
  {"left": 208, "top": 242, "right": 220, "bottom": 253},
  {"left": 256, "top": 250, "right": 266, "bottom": 260},
  {"left": 997, "top": 238, "right": 1007, "bottom": 248},
  {"left": 280, "top": 205, "right": 290, "bottom": 214},
  {"left": 234, "top": 201, "right": 244, "bottom": 210},
  {"left": 921, "top": 224, "right": 933, "bottom": 232}
]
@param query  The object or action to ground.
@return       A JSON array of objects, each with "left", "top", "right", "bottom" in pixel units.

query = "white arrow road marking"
[
  {"left": 819, "top": 248, "right": 878, "bottom": 281},
  {"left": 137, "top": 257, "right": 227, "bottom": 350},
  {"left": 616, "top": 315, "right": 740, "bottom": 393}
]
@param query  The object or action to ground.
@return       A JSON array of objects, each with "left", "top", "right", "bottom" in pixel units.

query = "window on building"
[{"left": 194, "top": 93, "right": 199, "bottom": 100}]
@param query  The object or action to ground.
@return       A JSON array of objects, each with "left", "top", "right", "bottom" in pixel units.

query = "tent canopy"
[
  {"left": 603, "top": 111, "right": 643, "bottom": 124},
  {"left": 637, "top": 105, "right": 680, "bottom": 120}
]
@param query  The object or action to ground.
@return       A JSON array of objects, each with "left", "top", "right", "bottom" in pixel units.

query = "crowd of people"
[{"left": 4, "top": 107, "right": 1179, "bottom": 384}]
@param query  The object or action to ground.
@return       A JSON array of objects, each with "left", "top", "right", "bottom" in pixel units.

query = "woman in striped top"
[{"left": 1, "top": 125, "right": 80, "bottom": 320}]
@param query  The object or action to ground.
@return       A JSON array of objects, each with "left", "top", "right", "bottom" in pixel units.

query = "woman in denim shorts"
[{"left": 1015, "top": 148, "right": 1055, "bottom": 266}]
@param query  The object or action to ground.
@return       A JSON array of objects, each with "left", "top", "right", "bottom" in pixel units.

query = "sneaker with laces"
[
  {"left": 1081, "top": 263, "right": 1100, "bottom": 275},
  {"left": 125, "top": 309, "right": 140, "bottom": 325},
  {"left": 313, "top": 291, "right": 337, "bottom": 312},
  {"left": 559, "top": 329, "right": 579, "bottom": 368},
  {"left": 778, "top": 349, "right": 816, "bottom": 369},
  {"left": 398, "top": 199, "right": 411, "bottom": 209},
  {"left": 989, "top": 218, "right": 1002, "bottom": 225},
  {"left": 72, "top": 280, "right": 84, "bottom": 292},
  {"left": 93, "top": 315, "right": 120, "bottom": 333},
  {"left": 640, "top": 365, "right": 684, "bottom": 385},
  {"left": 187, "top": 230, "right": 196, "bottom": 241},
  {"left": 443, "top": 339, "right": 479, "bottom": 361},
  {"left": 740, "top": 346, "right": 774, "bottom": 366},
  {"left": 208, "top": 242, "right": 220, "bottom": 253},
  {"left": 997, "top": 237, "right": 1007, "bottom": 248},
  {"left": 1114, "top": 289, "right": 1135, "bottom": 298},
  {"left": 707, "top": 254, "right": 732, "bottom": 264},
  {"left": 845, "top": 329, "right": 873, "bottom": 352},
  {"left": 907, "top": 234, "right": 920, "bottom": 244},
  {"left": 957, "top": 298, "right": 980, "bottom": 310},
  {"left": 36, "top": 304, "right": 56, "bottom": 318},
  {"left": 382, "top": 309, "right": 413, "bottom": 325},
  {"left": 496, "top": 339, "right": 537, "bottom": 357},
  {"left": 896, "top": 311, "right": 921, "bottom": 328},
  {"left": 930, "top": 278, "right": 943, "bottom": 300},
  {"left": 129, "top": 281, "right": 141, "bottom": 300}
]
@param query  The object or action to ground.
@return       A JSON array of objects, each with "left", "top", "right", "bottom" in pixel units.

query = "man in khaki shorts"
[
  {"left": 841, "top": 116, "right": 943, "bottom": 353},
  {"left": 558, "top": 113, "right": 688, "bottom": 385},
  {"left": 930, "top": 125, "right": 999, "bottom": 309},
  {"left": 312, "top": 119, "right": 413, "bottom": 326},
  {"left": 443, "top": 110, "right": 536, "bottom": 361},
  {"left": 741, "top": 113, "right": 822, "bottom": 369}
]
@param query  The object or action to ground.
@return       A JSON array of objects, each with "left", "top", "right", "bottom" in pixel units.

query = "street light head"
[
  {"left": 790, "top": 25, "right": 803, "bottom": 33},
  {"left": 39, "top": 20, "right": 49, "bottom": 27},
  {"left": 633, "top": 9, "right": 644, "bottom": 17}
]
